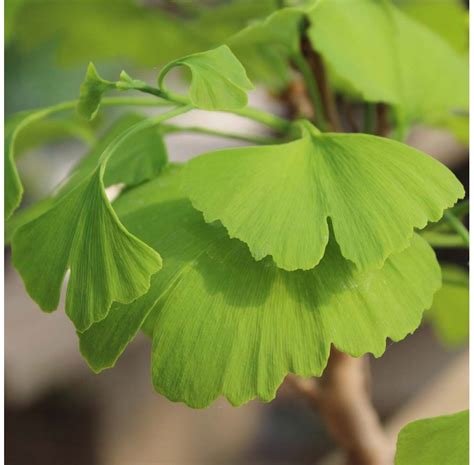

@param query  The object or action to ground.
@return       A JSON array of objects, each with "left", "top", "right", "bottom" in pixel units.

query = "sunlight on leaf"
[
  {"left": 395, "top": 410, "right": 468, "bottom": 465},
  {"left": 184, "top": 120, "right": 463, "bottom": 271},
  {"left": 158, "top": 45, "right": 254, "bottom": 110},
  {"left": 80, "top": 165, "right": 440, "bottom": 408}
]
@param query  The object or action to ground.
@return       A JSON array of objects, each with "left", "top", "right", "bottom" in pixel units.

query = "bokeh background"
[{"left": 5, "top": 1, "right": 469, "bottom": 464}]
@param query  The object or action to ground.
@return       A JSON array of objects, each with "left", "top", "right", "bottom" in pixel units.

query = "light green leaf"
[
  {"left": 80, "top": 166, "right": 440, "bottom": 408},
  {"left": 5, "top": 113, "right": 168, "bottom": 244},
  {"left": 395, "top": 410, "right": 468, "bottom": 465},
  {"left": 62, "top": 113, "right": 168, "bottom": 193},
  {"left": 307, "top": 0, "right": 468, "bottom": 126},
  {"left": 227, "top": 8, "right": 304, "bottom": 89},
  {"left": 427, "top": 265, "right": 469, "bottom": 347},
  {"left": 5, "top": 105, "right": 86, "bottom": 220},
  {"left": 395, "top": 0, "right": 468, "bottom": 53},
  {"left": 184, "top": 120, "right": 463, "bottom": 271},
  {"left": 77, "top": 62, "right": 116, "bottom": 120},
  {"left": 11, "top": 117, "right": 166, "bottom": 331},
  {"left": 158, "top": 45, "right": 254, "bottom": 111}
]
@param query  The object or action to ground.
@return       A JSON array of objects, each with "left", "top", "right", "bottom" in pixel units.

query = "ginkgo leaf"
[
  {"left": 77, "top": 62, "right": 116, "bottom": 120},
  {"left": 427, "top": 265, "right": 469, "bottom": 347},
  {"left": 5, "top": 106, "right": 92, "bottom": 220},
  {"left": 12, "top": 168, "right": 162, "bottom": 331},
  {"left": 5, "top": 113, "right": 168, "bottom": 244},
  {"left": 158, "top": 45, "right": 254, "bottom": 111},
  {"left": 80, "top": 165, "right": 440, "bottom": 408},
  {"left": 11, "top": 115, "right": 168, "bottom": 331},
  {"left": 395, "top": 410, "right": 468, "bottom": 465},
  {"left": 62, "top": 113, "right": 168, "bottom": 193},
  {"left": 307, "top": 0, "right": 468, "bottom": 126},
  {"left": 227, "top": 8, "right": 304, "bottom": 89},
  {"left": 183, "top": 120, "right": 463, "bottom": 271}
]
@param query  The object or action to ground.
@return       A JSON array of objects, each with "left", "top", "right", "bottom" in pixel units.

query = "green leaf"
[
  {"left": 5, "top": 105, "right": 84, "bottom": 220},
  {"left": 307, "top": 0, "right": 468, "bottom": 126},
  {"left": 395, "top": 0, "right": 468, "bottom": 53},
  {"left": 77, "top": 62, "right": 116, "bottom": 120},
  {"left": 395, "top": 410, "right": 468, "bottom": 465},
  {"left": 427, "top": 265, "right": 469, "bottom": 347},
  {"left": 227, "top": 8, "right": 304, "bottom": 90},
  {"left": 11, "top": 117, "right": 166, "bottom": 331},
  {"left": 183, "top": 120, "right": 463, "bottom": 271},
  {"left": 80, "top": 165, "right": 440, "bottom": 408},
  {"left": 158, "top": 45, "right": 254, "bottom": 111},
  {"left": 62, "top": 113, "right": 168, "bottom": 193},
  {"left": 5, "top": 113, "right": 168, "bottom": 244}
]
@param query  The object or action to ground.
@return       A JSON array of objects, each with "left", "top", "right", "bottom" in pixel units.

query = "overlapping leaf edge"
[{"left": 78, "top": 164, "right": 442, "bottom": 408}]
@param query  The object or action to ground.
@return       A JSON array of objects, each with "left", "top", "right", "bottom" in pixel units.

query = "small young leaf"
[
  {"left": 158, "top": 45, "right": 254, "bottom": 110},
  {"left": 395, "top": 410, "right": 468, "bottom": 465},
  {"left": 79, "top": 166, "right": 440, "bottom": 408},
  {"left": 183, "top": 120, "right": 463, "bottom": 271},
  {"left": 77, "top": 62, "right": 116, "bottom": 120},
  {"left": 427, "top": 265, "right": 469, "bottom": 347}
]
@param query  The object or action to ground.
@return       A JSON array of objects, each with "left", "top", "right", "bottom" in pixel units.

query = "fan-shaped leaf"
[
  {"left": 227, "top": 8, "right": 304, "bottom": 89},
  {"left": 77, "top": 62, "right": 116, "bottom": 120},
  {"left": 395, "top": 410, "right": 468, "bottom": 465},
  {"left": 80, "top": 166, "right": 440, "bottom": 408},
  {"left": 11, "top": 117, "right": 166, "bottom": 331},
  {"left": 184, "top": 121, "right": 463, "bottom": 271},
  {"left": 307, "top": 0, "right": 468, "bottom": 126},
  {"left": 6, "top": 113, "right": 168, "bottom": 243},
  {"left": 5, "top": 107, "right": 92, "bottom": 220},
  {"left": 158, "top": 45, "right": 254, "bottom": 111}
]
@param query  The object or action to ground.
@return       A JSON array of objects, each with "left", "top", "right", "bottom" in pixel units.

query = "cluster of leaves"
[{"left": 5, "top": 0, "right": 467, "bottom": 410}]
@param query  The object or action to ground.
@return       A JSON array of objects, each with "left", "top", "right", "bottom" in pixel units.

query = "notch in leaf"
[
  {"left": 183, "top": 120, "right": 464, "bottom": 271},
  {"left": 158, "top": 45, "right": 254, "bottom": 110},
  {"left": 77, "top": 62, "right": 116, "bottom": 120},
  {"left": 79, "top": 166, "right": 441, "bottom": 408}
]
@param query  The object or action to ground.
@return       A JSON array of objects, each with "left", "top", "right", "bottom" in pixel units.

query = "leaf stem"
[
  {"left": 128, "top": 83, "right": 293, "bottom": 134},
  {"left": 442, "top": 210, "right": 469, "bottom": 245},
  {"left": 161, "top": 124, "right": 281, "bottom": 145},
  {"left": 292, "top": 52, "right": 327, "bottom": 130}
]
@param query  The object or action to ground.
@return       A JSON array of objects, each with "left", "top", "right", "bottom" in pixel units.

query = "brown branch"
[
  {"left": 301, "top": 39, "right": 342, "bottom": 132},
  {"left": 289, "top": 349, "right": 392, "bottom": 465},
  {"left": 375, "top": 104, "right": 390, "bottom": 137}
]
